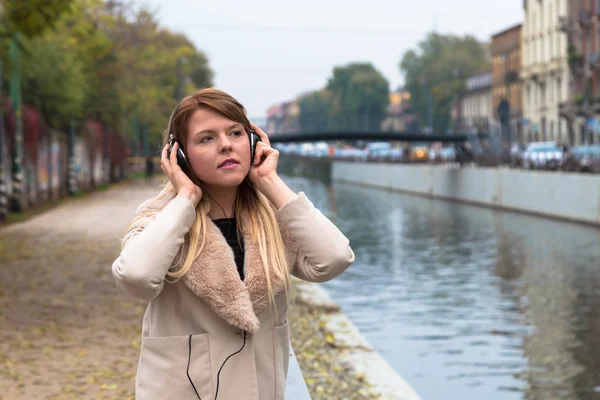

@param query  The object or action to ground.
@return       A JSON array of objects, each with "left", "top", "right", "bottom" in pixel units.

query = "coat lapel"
[{"left": 180, "top": 215, "right": 297, "bottom": 333}]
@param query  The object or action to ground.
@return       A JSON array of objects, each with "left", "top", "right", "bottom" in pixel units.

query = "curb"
[{"left": 293, "top": 279, "right": 422, "bottom": 400}]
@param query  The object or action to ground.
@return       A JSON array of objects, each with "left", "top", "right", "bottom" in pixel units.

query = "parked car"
[
  {"left": 362, "top": 142, "right": 392, "bottom": 161},
  {"left": 562, "top": 145, "right": 600, "bottom": 172},
  {"left": 522, "top": 142, "right": 564, "bottom": 170},
  {"left": 509, "top": 143, "right": 526, "bottom": 167},
  {"left": 439, "top": 147, "right": 456, "bottom": 162}
]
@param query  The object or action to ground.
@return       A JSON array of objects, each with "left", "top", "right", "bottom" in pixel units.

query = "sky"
[{"left": 134, "top": 0, "right": 522, "bottom": 119}]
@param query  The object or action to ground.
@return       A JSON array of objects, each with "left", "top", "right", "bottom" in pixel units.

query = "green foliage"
[
  {"left": 298, "top": 62, "right": 389, "bottom": 132},
  {"left": 21, "top": 30, "right": 88, "bottom": 127},
  {"left": 0, "top": 0, "right": 73, "bottom": 39},
  {"left": 1, "top": 0, "right": 214, "bottom": 154},
  {"left": 326, "top": 63, "right": 389, "bottom": 131},
  {"left": 400, "top": 33, "right": 489, "bottom": 134},
  {"left": 298, "top": 90, "right": 332, "bottom": 132}
]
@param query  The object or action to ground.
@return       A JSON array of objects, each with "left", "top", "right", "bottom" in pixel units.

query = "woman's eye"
[
  {"left": 199, "top": 136, "right": 213, "bottom": 143},
  {"left": 231, "top": 130, "right": 243, "bottom": 137}
]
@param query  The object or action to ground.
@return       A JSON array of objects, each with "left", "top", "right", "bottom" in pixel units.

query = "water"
[{"left": 281, "top": 174, "right": 600, "bottom": 400}]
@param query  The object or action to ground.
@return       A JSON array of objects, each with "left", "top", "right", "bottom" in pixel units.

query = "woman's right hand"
[{"left": 161, "top": 142, "right": 202, "bottom": 207}]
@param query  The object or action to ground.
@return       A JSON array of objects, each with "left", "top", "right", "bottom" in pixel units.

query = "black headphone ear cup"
[
  {"left": 250, "top": 132, "right": 261, "bottom": 163},
  {"left": 168, "top": 139, "right": 189, "bottom": 173},
  {"left": 176, "top": 147, "right": 188, "bottom": 172}
]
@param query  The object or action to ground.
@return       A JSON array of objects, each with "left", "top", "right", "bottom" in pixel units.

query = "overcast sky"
[{"left": 134, "top": 0, "right": 522, "bottom": 119}]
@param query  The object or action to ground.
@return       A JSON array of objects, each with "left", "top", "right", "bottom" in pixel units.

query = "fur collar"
[{"left": 140, "top": 183, "right": 298, "bottom": 333}]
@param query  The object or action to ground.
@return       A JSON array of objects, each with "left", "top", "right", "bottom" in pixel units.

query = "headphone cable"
[
  {"left": 187, "top": 335, "right": 201, "bottom": 399},
  {"left": 187, "top": 330, "right": 248, "bottom": 400}
]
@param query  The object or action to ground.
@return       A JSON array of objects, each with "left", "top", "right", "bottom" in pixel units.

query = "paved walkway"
[{"left": 0, "top": 181, "right": 161, "bottom": 400}]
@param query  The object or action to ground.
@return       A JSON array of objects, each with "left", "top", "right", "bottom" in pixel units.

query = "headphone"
[{"left": 166, "top": 105, "right": 261, "bottom": 177}]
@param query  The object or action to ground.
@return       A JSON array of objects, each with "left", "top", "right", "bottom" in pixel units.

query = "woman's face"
[{"left": 185, "top": 107, "right": 251, "bottom": 189}]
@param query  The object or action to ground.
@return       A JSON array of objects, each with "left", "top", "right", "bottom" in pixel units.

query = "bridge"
[{"left": 268, "top": 130, "right": 487, "bottom": 143}]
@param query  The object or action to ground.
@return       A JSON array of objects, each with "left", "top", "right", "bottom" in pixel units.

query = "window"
[
  {"left": 541, "top": 84, "right": 546, "bottom": 107},
  {"left": 557, "top": 29, "right": 561, "bottom": 59}
]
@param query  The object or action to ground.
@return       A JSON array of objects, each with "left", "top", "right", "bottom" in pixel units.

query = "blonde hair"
[{"left": 124, "top": 88, "right": 291, "bottom": 308}]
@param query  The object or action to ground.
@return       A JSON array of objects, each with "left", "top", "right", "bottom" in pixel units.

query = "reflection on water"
[{"left": 282, "top": 174, "right": 600, "bottom": 400}]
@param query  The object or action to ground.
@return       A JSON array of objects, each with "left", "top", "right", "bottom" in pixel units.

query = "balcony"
[
  {"left": 579, "top": 10, "right": 592, "bottom": 26},
  {"left": 594, "top": 99, "right": 600, "bottom": 114},
  {"left": 590, "top": 52, "right": 600, "bottom": 69},
  {"left": 559, "top": 100, "right": 585, "bottom": 119},
  {"left": 521, "top": 64, "right": 543, "bottom": 81},
  {"left": 568, "top": 45, "right": 585, "bottom": 73},
  {"left": 505, "top": 70, "right": 520, "bottom": 84},
  {"left": 559, "top": 101, "right": 574, "bottom": 119},
  {"left": 569, "top": 94, "right": 597, "bottom": 117},
  {"left": 558, "top": 16, "right": 569, "bottom": 33}
]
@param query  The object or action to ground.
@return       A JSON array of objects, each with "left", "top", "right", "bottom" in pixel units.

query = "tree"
[
  {"left": 98, "top": 4, "right": 213, "bottom": 148},
  {"left": 326, "top": 63, "right": 389, "bottom": 131},
  {"left": 0, "top": 0, "right": 214, "bottom": 155},
  {"left": 0, "top": 0, "right": 73, "bottom": 39},
  {"left": 21, "top": 31, "right": 88, "bottom": 127},
  {"left": 18, "top": 0, "right": 111, "bottom": 127},
  {"left": 2, "top": 0, "right": 214, "bottom": 151},
  {"left": 298, "top": 89, "right": 332, "bottom": 132},
  {"left": 400, "top": 33, "right": 489, "bottom": 134}
]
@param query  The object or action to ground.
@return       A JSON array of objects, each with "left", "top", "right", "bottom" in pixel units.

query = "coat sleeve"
[
  {"left": 277, "top": 192, "right": 355, "bottom": 283},
  {"left": 111, "top": 196, "right": 197, "bottom": 300}
]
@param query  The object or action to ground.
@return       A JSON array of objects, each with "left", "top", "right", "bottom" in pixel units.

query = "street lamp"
[
  {"left": 175, "top": 56, "right": 188, "bottom": 101},
  {"left": 419, "top": 78, "right": 433, "bottom": 133}
]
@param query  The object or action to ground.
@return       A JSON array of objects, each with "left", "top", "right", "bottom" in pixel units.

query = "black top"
[{"left": 212, "top": 218, "right": 245, "bottom": 281}]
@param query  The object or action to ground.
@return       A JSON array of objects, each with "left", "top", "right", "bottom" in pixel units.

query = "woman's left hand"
[{"left": 248, "top": 123, "right": 280, "bottom": 184}]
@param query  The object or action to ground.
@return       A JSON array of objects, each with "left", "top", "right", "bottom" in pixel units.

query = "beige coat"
[{"left": 112, "top": 190, "right": 355, "bottom": 400}]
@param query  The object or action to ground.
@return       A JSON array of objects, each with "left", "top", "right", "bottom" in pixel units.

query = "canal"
[{"left": 281, "top": 173, "right": 600, "bottom": 400}]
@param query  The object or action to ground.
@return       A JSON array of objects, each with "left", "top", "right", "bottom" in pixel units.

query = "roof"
[{"left": 491, "top": 23, "right": 523, "bottom": 39}]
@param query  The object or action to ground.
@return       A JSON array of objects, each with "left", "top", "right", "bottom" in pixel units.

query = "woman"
[{"left": 112, "top": 88, "right": 355, "bottom": 400}]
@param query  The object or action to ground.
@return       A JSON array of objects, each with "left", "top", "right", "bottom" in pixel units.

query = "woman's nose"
[{"left": 219, "top": 135, "right": 233, "bottom": 152}]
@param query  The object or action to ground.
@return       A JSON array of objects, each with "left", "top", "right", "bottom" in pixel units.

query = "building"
[
  {"left": 452, "top": 71, "right": 493, "bottom": 134},
  {"left": 491, "top": 24, "right": 523, "bottom": 144},
  {"left": 266, "top": 100, "right": 299, "bottom": 134},
  {"left": 380, "top": 88, "right": 417, "bottom": 132},
  {"left": 557, "top": 1, "right": 600, "bottom": 145},
  {"left": 249, "top": 117, "right": 267, "bottom": 129},
  {"left": 522, "top": 0, "right": 569, "bottom": 144}
]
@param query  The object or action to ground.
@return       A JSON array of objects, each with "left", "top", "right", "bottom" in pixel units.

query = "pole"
[
  {"left": 142, "top": 124, "right": 148, "bottom": 157},
  {"left": 9, "top": 34, "right": 23, "bottom": 212},
  {"left": 427, "top": 86, "right": 433, "bottom": 133},
  {"left": 47, "top": 127, "right": 53, "bottom": 200},
  {"left": 504, "top": 52, "right": 513, "bottom": 149},
  {"left": 0, "top": 59, "right": 7, "bottom": 221},
  {"left": 103, "top": 123, "right": 110, "bottom": 183},
  {"left": 68, "top": 118, "right": 77, "bottom": 195},
  {"left": 134, "top": 116, "right": 141, "bottom": 157},
  {"left": 175, "top": 57, "right": 183, "bottom": 100},
  {"left": 120, "top": 113, "right": 126, "bottom": 180}
]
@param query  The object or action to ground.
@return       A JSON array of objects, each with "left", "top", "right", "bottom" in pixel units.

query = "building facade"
[
  {"left": 380, "top": 88, "right": 417, "bottom": 132},
  {"left": 266, "top": 100, "right": 300, "bottom": 134},
  {"left": 522, "top": 0, "right": 570, "bottom": 144},
  {"left": 558, "top": 0, "right": 600, "bottom": 145},
  {"left": 491, "top": 24, "right": 523, "bottom": 144},
  {"left": 452, "top": 72, "right": 493, "bottom": 134}
]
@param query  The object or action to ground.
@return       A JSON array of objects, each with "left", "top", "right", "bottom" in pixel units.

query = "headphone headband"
[{"left": 168, "top": 104, "right": 180, "bottom": 141}]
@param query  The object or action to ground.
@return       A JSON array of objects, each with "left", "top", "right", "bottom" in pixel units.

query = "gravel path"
[{"left": 0, "top": 179, "right": 376, "bottom": 400}]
